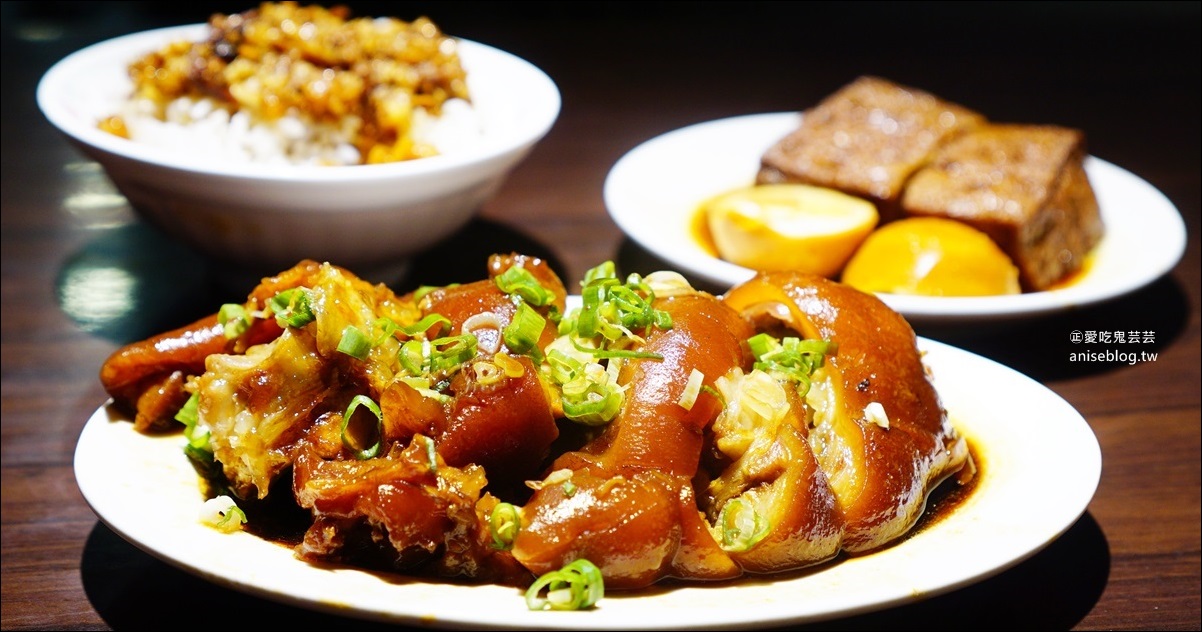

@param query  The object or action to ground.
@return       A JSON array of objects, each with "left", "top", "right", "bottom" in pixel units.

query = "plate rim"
[
  {"left": 73, "top": 336, "right": 1101, "bottom": 630},
  {"left": 603, "top": 111, "right": 1188, "bottom": 326}
]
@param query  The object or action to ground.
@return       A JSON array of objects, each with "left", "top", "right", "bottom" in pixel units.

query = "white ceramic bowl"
[{"left": 37, "top": 24, "right": 560, "bottom": 273}]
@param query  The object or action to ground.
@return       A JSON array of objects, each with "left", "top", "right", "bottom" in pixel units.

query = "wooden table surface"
[{"left": 2, "top": 2, "right": 1198, "bottom": 630}]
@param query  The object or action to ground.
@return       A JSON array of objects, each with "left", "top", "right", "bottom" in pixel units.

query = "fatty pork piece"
[
  {"left": 702, "top": 367, "right": 844, "bottom": 573},
  {"left": 513, "top": 291, "right": 755, "bottom": 589},
  {"left": 97, "top": 260, "right": 335, "bottom": 432},
  {"left": 292, "top": 418, "right": 528, "bottom": 583},
  {"left": 98, "top": 259, "right": 413, "bottom": 432},
  {"left": 405, "top": 253, "right": 565, "bottom": 484},
  {"left": 196, "top": 262, "right": 418, "bottom": 499},
  {"left": 198, "top": 253, "right": 565, "bottom": 502},
  {"left": 723, "top": 271, "right": 973, "bottom": 553}
]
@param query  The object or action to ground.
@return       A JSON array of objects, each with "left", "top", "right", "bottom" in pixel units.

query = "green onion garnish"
[
  {"left": 399, "top": 313, "right": 452, "bottom": 338},
  {"left": 399, "top": 339, "right": 428, "bottom": 376},
  {"left": 569, "top": 336, "right": 662, "bottom": 360},
  {"left": 583, "top": 261, "right": 616, "bottom": 285},
  {"left": 525, "top": 558, "right": 605, "bottom": 611},
  {"left": 217, "top": 303, "right": 251, "bottom": 339},
  {"left": 718, "top": 498, "right": 770, "bottom": 552},
  {"left": 494, "top": 266, "right": 556, "bottom": 307},
  {"left": 397, "top": 376, "right": 453, "bottom": 404},
  {"left": 174, "top": 393, "right": 212, "bottom": 461},
  {"left": 202, "top": 495, "right": 247, "bottom": 533},
  {"left": 572, "top": 263, "right": 672, "bottom": 346},
  {"left": 429, "top": 335, "right": 477, "bottom": 373},
  {"left": 489, "top": 502, "right": 522, "bottom": 550},
  {"left": 341, "top": 394, "right": 383, "bottom": 460},
  {"left": 412, "top": 283, "right": 458, "bottom": 302},
  {"left": 546, "top": 349, "right": 624, "bottom": 425},
  {"left": 217, "top": 504, "right": 247, "bottom": 535},
  {"left": 503, "top": 302, "right": 546, "bottom": 359},
  {"left": 371, "top": 316, "right": 400, "bottom": 345},
  {"left": 215, "top": 503, "right": 247, "bottom": 532},
  {"left": 267, "top": 288, "right": 315, "bottom": 328},
  {"left": 174, "top": 391, "right": 199, "bottom": 429},
  {"left": 337, "top": 325, "right": 373, "bottom": 360},
  {"left": 748, "top": 333, "right": 835, "bottom": 397},
  {"left": 399, "top": 334, "right": 478, "bottom": 381}
]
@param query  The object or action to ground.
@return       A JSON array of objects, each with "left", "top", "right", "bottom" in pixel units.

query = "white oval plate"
[
  {"left": 75, "top": 337, "right": 1100, "bottom": 630},
  {"left": 604, "top": 112, "right": 1187, "bottom": 327}
]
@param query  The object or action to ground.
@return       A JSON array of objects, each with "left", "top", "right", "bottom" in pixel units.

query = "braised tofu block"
[
  {"left": 901, "top": 123, "right": 1103, "bottom": 291},
  {"left": 758, "top": 76, "right": 984, "bottom": 220}
]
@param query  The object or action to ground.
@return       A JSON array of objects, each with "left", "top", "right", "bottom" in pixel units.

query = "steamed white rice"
[{"left": 114, "top": 96, "right": 485, "bottom": 167}]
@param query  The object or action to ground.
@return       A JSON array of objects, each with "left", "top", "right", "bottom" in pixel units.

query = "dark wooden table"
[{"left": 3, "top": 2, "right": 1198, "bottom": 630}]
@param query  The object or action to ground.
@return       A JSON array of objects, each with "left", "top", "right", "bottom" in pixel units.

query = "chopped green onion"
[
  {"left": 174, "top": 393, "right": 212, "bottom": 461},
  {"left": 399, "top": 339, "right": 428, "bottom": 376},
  {"left": 583, "top": 261, "right": 616, "bottom": 284},
  {"left": 412, "top": 283, "right": 457, "bottom": 302},
  {"left": 561, "top": 391, "right": 624, "bottom": 425},
  {"left": 174, "top": 391, "right": 199, "bottom": 427},
  {"left": 572, "top": 264, "right": 672, "bottom": 348},
  {"left": 503, "top": 302, "right": 546, "bottom": 359},
  {"left": 398, "top": 331, "right": 478, "bottom": 382},
  {"left": 547, "top": 349, "right": 624, "bottom": 425},
  {"left": 399, "top": 313, "right": 452, "bottom": 338},
  {"left": 429, "top": 335, "right": 477, "bottom": 373},
  {"left": 201, "top": 495, "right": 246, "bottom": 533},
  {"left": 489, "top": 502, "right": 522, "bottom": 550},
  {"left": 341, "top": 395, "right": 383, "bottom": 460},
  {"left": 474, "top": 360, "right": 504, "bottom": 386},
  {"left": 561, "top": 480, "right": 578, "bottom": 497},
  {"left": 340, "top": 318, "right": 410, "bottom": 361},
  {"left": 748, "top": 333, "right": 835, "bottom": 397},
  {"left": 397, "top": 376, "right": 453, "bottom": 404},
  {"left": 267, "top": 288, "right": 315, "bottom": 329},
  {"left": 216, "top": 504, "right": 247, "bottom": 532},
  {"left": 568, "top": 336, "right": 663, "bottom": 360},
  {"left": 718, "top": 498, "right": 770, "bottom": 552},
  {"left": 371, "top": 317, "right": 400, "bottom": 345},
  {"left": 525, "top": 558, "right": 605, "bottom": 611},
  {"left": 494, "top": 266, "right": 556, "bottom": 307},
  {"left": 473, "top": 353, "right": 526, "bottom": 386},
  {"left": 337, "top": 325, "right": 373, "bottom": 360},
  {"left": 217, "top": 303, "right": 251, "bottom": 339}
]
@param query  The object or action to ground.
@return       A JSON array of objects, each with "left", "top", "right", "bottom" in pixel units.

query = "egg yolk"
[
  {"left": 702, "top": 184, "right": 879, "bottom": 277},
  {"left": 841, "top": 217, "right": 1020, "bottom": 297}
]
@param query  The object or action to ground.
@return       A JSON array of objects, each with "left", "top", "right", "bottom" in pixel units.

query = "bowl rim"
[{"left": 36, "top": 23, "right": 561, "bottom": 183}]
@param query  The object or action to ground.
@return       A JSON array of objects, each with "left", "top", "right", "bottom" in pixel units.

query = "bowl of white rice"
[{"left": 37, "top": 17, "right": 560, "bottom": 275}]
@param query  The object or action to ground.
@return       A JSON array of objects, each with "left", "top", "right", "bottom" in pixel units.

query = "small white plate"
[
  {"left": 74, "top": 337, "right": 1100, "bottom": 630},
  {"left": 604, "top": 112, "right": 1187, "bottom": 327}
]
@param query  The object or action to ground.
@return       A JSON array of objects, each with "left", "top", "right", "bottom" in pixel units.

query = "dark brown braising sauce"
[{"left": 877, "top": 435, "right": 983, "bottom": 546}]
